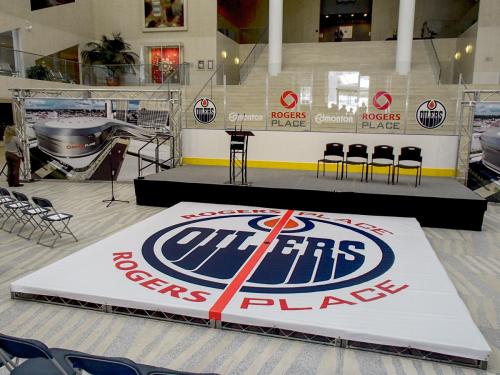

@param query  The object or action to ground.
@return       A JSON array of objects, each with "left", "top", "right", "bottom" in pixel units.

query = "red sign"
[
  {"left": 280, "top": 90, "right": 299, "bottom": 110},
  {"left": 150, "top": 47, "right": 180, "bottom": 84},
  {"left": 373, "top": 91, "right": 393, "bottom": 111}
]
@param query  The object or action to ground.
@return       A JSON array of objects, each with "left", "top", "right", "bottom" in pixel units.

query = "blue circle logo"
[{"left": 142, "top": 215, "right": 395, "bottom": 294}]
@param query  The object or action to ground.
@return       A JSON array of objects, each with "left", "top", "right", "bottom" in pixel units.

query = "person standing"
[{"left": 3, "top": 125, "right": 24, "bottom": 187}]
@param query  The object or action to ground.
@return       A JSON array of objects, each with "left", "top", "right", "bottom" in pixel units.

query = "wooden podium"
[{"left": 226, "top": 130, "right": 254, "bottom": 185}]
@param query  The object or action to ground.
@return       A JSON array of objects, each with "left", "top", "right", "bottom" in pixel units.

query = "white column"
[
  {"left": 396, "top": 0, "right": 416, "bottom": 75},
  {"left": 268, "top": 0, "right": 283, "bottom": 76}
]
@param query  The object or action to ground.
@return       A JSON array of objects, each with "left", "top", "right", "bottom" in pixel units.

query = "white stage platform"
[{"left": 11, "top": 202, "right": 490, "bottom": 369}]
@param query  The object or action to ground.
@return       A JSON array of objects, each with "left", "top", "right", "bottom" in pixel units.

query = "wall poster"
[
  {"left": 144, "top": 0, "right": 187, "bottom": 31},
  {"left": 24, "top": 99, "right": 170, "bottom": 182},
  {"left": 468, "top": 103, "right": 500, "bottom": 202},
  {"left": 150, "top": 46, "right": 180, "bottom": 84}
]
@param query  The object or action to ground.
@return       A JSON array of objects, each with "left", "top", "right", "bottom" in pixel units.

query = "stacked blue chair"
[{"left": 0, "top": 333, "right": 74, "bottom": 374}]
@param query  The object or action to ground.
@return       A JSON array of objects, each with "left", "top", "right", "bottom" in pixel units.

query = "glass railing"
[
  {"left": 81, "top": 62, "right": 190, "bottom": 87},
  {"left": 184, "top": 64, "right": 462, "bottom": 136},
  {"left": 239, "top": 28, "right": 268, "bottom": 84},
  {"left": 0, "top": 46, "right": 190, "bottom": 87}
]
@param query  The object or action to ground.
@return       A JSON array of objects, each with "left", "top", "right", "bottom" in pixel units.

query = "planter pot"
[{"left": 106, "top": 77, "right": 120, "bottom": 86}]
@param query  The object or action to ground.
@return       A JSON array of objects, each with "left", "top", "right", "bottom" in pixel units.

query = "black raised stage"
[{"left": 134, "top": 165, "right": 487, "bottom": 231}]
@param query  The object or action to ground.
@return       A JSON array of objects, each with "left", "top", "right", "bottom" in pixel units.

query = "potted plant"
[
  {"left": 26, "top": 64, "right": 51, "bottom": 81},
  {"left": 81, "top": 33, "right": 138, "bottom": 86}
]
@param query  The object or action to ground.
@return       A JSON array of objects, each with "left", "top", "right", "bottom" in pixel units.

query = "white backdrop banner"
[{"left": 11, "top": 202, "right": 490, "bottom": 361}]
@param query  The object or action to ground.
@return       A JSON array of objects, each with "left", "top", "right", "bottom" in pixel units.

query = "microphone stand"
[{"left": 103, "top": 145, "right": 129, "bottom": 207}]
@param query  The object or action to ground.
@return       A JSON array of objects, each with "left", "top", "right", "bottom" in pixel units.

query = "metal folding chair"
[
  {"left": 0, "top": 188, "right": 15, "bottom": 218},
  {"left": 1, "top": 191, "right": 31, "bottom": 233},
  {"left": 15, "top": 193, "right": 52, "bottom": 240},
  {"left": 31, "top": 197, "right": 78, "bottom": 248}
]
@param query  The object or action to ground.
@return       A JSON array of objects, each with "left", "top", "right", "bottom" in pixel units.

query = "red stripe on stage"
[{"left": 208, "top": 209, "right": 294, "bottom": 321}]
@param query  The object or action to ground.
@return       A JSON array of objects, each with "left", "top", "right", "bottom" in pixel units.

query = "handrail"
[
  {"left": 239, "top": 27, "right": 268, "bottom": 84},
  {"left": 429, "top": 38, "right": 442, "bottom": 84}
]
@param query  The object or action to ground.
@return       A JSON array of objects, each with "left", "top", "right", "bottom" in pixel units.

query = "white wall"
[
  {"left": 182, "top": 129, "right": 459, "bottom": 172},
  {"left": 91, "top": 0, "right": 218, "bottom": 86},
  {"left": 0, "top": 0, "right": 94, "bottom": 56},
  {"left": 216, "top": 32, "right": 240, "bottom": 85},
  {"left": 473, "top": 0, "right": 500, "bottom": 84},
  {"left": 283, "top": 0, "right": 320, "bottom": 43},
  {"left": 455, "top": 23, "right": 477, "bottom": 84}
]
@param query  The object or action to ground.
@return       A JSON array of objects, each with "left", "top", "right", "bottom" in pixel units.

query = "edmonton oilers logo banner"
[
  {"left": 112, "top": 203, "right": 409, "bottom": 319},
  {"left": 193, "top": 98, "right": 217, "bottom": 124},
  {"left": 416, "top": 99, "right": 447, "bottom": 129}
]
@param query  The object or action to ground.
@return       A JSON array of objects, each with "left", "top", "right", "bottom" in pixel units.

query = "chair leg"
[
  {"left": 336, "top": 163, "right": 339, "bottom": 180},
  {"left": 387, "top": 166, "right": 391, "bottom": 184},
  {"left": 415, "top": 168, "right": 418, "bottom": 188},
  {"left": 419, "top": 165, "right": 422, "bottom": 185},
  {"left": 316, "top": 161, "right": 320, "bottom": 178}
]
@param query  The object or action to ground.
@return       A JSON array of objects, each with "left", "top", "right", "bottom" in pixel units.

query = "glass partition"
[{"left": 184, "top": 62, "right": 460, "bottom": 137}]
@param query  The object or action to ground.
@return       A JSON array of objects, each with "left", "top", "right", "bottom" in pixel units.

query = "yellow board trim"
[{"left": 182, "top": 157, "right": 456, "bottom": 177}]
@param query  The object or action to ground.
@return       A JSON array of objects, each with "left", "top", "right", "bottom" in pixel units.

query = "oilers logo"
[
  {"left": 416, "top": 99, "right": 446, "bottom": 129},
  {"left": 193, "top": 98, "right": 217, "bottom": 124},
  {"left": 142, "top": 213, "right": 395, "bottom": 294}
]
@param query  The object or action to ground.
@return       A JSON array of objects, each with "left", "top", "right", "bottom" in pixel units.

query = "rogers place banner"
[{"left": 11, "top": 202, "right": 491, "bottom": 362}]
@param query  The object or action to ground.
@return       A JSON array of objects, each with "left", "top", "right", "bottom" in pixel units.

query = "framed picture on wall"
[
  {"left": 149, "top": 46, "right": 181, "bottom": 84},
  {"left": 144, "top": 0, "right": 187, "bottom": 32},
  {"left": 197, "top": 60, "right": 205, "bottom": 70},
  {"left": 207, "top": 60, "right": 214, "bottom": 70}
]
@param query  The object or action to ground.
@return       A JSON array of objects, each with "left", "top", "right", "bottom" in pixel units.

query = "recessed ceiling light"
[
  {"left": 351, "top": 14, "right": 354, "bottom": 17},
  {"left": 363, "top": 13, "right": 368, "bottom": 17},
  {"left": 338, "top": 14, "right": 342, "bottom": 17},
  {"left": 325, "top": 15, "right": 329, "bottom": 18}
]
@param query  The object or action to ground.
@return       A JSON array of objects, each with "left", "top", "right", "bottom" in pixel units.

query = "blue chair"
[
  {"left": 0, "top": 333, "right": 73, "bottom": 374},
  {"left": 64, "top": 353, "right": 141, "bottom": 375}
]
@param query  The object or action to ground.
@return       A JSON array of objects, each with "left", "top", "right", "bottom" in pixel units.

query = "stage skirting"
[{"left": 11, "top": 203, "right": 490, "bottom": 369}]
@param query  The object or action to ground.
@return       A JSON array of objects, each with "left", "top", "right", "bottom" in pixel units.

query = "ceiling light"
[
  {"left": 351, "top": 14, "right": 354, "bottom": 17},
  {"left": 325, "top": 15, "right": 329, "bottom": 18},
  {"left": 363, "top": 13, "right": 368, "bottom": 17},
  {"left": 234, "top": 57, "right": 240, "bottom": 65},
  {"left": 338, "top": 14, "right": 342, "bottom": 18},
  {"left": 221, "top": 50, "right": 227, "bottom": 59},
  {"left": 465, "top": 44, "right": 473, "bottom": 54},
  {"left": 454, "top": 52, "right": 462, "bottom": 61}
]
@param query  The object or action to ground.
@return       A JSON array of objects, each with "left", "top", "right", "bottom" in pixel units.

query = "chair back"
[
  {"left": 372, "top": 145, "right": 394, "bottom": 161},
  {"left": 32, "top": 197, "right": 54, "bottom": 210},
  {"left": 66, "top": 354, "right": 140, "bottom": 375},
  {"left": 346, "top": 144, "right": 368, "bottom": 158},
  {"left": 324, "top": 143, "right": 344, "bottom": 158},
  {"left": 0, "top": 188, "right": 11, "bottom": 198},
  {"left": 0, "top": 334, "right": 52, "bottom": 360},
  {"left": 12, "top": 191, "right": 29, "bottom": 203},
  {"left": 399, "top": 146, "right": 422, "bottom": 162}
]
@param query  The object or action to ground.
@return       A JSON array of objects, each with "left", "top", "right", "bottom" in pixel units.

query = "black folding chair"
[
  {"left": 15, "top": 193, "right": 52, "bottom": 240},
  {"left": 317, "top": 143, "right": 344, "bottom": 179},
  {"left": 0, "top": 333, "right": 72, "bottom": 375},
  {"left": 369, "top": 145, "right": 395, "bottom": 184},
  {"left": 394, "top": 146, "right": 423, "bottom": 187},
  {"left": 343, "top": 144, "right": 369, "bottom": 182},
  {"left": 1, "top": 191, "right": 31, "bottom": 233},
  {"left": 32, "top": 197, "right": 78, "bottom": 248},
  {"left": 0, "top": 188, "right": 15, "bottom": 218}
]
